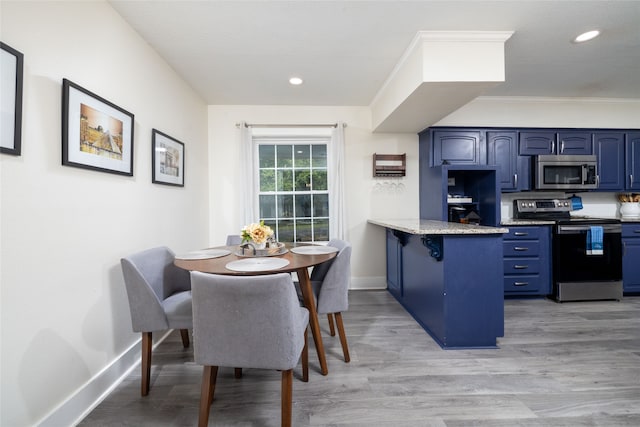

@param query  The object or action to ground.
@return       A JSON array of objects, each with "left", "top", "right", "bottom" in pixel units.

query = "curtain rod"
[{"left": 235, "top": 122, "right": 346, "bottom": 128}]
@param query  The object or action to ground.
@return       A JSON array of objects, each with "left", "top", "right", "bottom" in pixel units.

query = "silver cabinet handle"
[
  {"left": 513, "top": 265, "right": 529, "bottom": 269},
  {"left": 634, "top": 229, "right": 640, "bottom": 233},
  {"left": 631, "top": 175, "right": 635, "bottom": 187},
  {"left": 513, "top": 232, "right": 528, "bottom": 236},
  {"left": 551, "top": 141, "right": 555, "bottom": 153},
  {"left": 514, "top": 282, "right": 529, "bottom": 286},
  {"left": 560, "top": 140, "right": 565, "bottom": 153},
  {"left": 514, "top": 173, "right": 518, "bottom": 188},
  {"left": 514, "top": 247, "right": 529, "bottom": 251}
]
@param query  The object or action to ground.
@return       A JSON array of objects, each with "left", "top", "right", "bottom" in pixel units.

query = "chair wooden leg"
[
  {"left": 281, "top": 369, "right": 293, "bottom": 427},
  {"left": 302, "top": 326, "right": 309, "bottom": 382},
  {"left": 327, "top": 313, "right": 336, "bottom": 336},
  {"left": 234, "top": 368, "right": 243, "bottom": 379},
  {"left": 180, "top": 329, "right": 190, "bottom": 348},
  {"left": 141, "top": 332, "right": 152, "bottom": 396},
  {"left": 198, "top": 366, "right": 218, "bottom": 427},
  {"left": 334, "top": 312, "right": 351, "bottom": 363}
]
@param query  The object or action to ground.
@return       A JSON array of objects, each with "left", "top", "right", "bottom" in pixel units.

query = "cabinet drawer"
[
  {"left": 622, "top": 223, "right": 640, "bottom": 238},
  {"left": 504, "top": 275, "right": 542, "bottom": 292},
  {"left": 504, "top": 227, "right": 542, "bottom": 240},
  {"left": 504, "top": 259, "right": 540, "bottom": 274},
  {"left": 503, "top": 241, "right": 540, "bottom": 257}
]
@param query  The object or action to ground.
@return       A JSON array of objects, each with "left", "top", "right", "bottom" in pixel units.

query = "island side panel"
[{"left": 442, "top": 234, "right": 505, "bottom": 347}]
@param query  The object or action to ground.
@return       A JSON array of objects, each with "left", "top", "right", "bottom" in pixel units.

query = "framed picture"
[
  {"left": 1, "top": 42, "right": 24, "bottom": 156},
  {"left": 62, "top": 78, "right": 134, "bottom": 176},
  {"left": 152, "top": 129, "right": 185, "bottom": 187}
]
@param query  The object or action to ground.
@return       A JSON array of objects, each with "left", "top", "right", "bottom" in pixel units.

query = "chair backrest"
[
  {"left": 191, "top": 272, "right": 308, "bottom": 371},
  {"left": 121, "top": 246, "right": 190, "bottom": 332},
  {"left": 226, "top": 235, "right": 243, "bottom": 245},
  {"left": 312, "top": 239, "right": 351, "bottom": 315}
]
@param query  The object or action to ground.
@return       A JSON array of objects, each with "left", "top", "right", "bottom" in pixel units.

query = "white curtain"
[
  {"left": 329, "top": 122, "right": 346, "bottom": 240},
  {"left": 239, "top": 122, "right": 257, "bottom": 225}
]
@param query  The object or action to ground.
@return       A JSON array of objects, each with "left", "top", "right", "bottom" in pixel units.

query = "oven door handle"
[{"left": 556, "top": 224, "right": 622, "bottom": 234}]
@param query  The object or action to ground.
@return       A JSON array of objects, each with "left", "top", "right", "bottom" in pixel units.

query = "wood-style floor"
[{"left": 79, "top": 291, "right": 640, "bottom": 426}]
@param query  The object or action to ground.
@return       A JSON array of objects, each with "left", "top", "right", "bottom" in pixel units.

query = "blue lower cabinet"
[
  {"left": 503, "top": 226, "right": 552, "bottom": 296},
  {"left": 388, "top": 232, "right": 504, "bottom": 349},
  {"left": 622, "top": 223, "right": 640, "bottom": 293},
  {"left": 386, "top": 228, "right": 406, "bottom": 298}
]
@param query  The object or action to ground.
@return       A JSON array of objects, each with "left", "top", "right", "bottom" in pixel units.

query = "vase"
[
  {"left": 620, "top": 202, "right": 640, "bottom": 218},
  {"left": 252, "top": 241, "right": 267, "bottom": 250}
]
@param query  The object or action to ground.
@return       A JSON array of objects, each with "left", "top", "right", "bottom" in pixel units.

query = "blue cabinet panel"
[
  {"left": 622, "top": 223, "right": 640, "bottom": 293},
  {"left": 431, "top": 130, "right": 484, "bottom": 166},
  {"left": 557, "top": 131, "right": 593, "bottom": 155},
  {"left": 594, "top": 132, "right": 625, "bottom": 191},
  {"left": 519, "top": 131, "right": 556, "bottom": 155},
  {"left": 520, "top": 130, "right": 591, "bottom": 156},
  {"left": 626, "top": 132, "right": 640, "bottom": 190},
  {"left": 386, "top": 229, "right": 405, "bottom": 298}
]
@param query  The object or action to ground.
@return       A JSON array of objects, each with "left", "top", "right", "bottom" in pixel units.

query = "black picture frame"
[
  {"left": 1, "top": 42, "right": 24, "bottom": 156},
  {"left": 62, "top": 78, "right": 134, "bottom": 176},
  {"left": 152, "top": 129, "right": 185, "bottom": 187}
]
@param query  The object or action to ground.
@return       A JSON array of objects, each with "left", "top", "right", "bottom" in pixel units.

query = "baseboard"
[
  {"left": 36, "top": 330, "right": 172, "bottom": 427},
  {"left": 350, "top": 276, "right": 387, "bottom": 290}
]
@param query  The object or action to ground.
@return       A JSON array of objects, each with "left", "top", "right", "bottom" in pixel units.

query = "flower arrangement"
[{"left": 241, "top": 220, "right": 274, "bottom": 245}]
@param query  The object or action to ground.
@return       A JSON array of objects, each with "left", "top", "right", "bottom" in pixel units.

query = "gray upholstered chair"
[
  {"left": 120, "top": 246, "right": 192, "bottom": 396},
  {"left": 190, "top": 272, "right": 309, "bottom": 427},
  {"left": 225, "top": 234, "right": 242, "bottom": 245},
  {"left": 299, "top": 239, "right": 352, "bottom": 362}
]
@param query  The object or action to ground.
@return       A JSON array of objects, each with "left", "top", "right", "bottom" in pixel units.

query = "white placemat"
[
  {"left": 290, "top": 245, "right": 339, "bottom": 255},
  {"left": 175, "top": 248, "right": 231, "bottom": 260},
  {"left": 225, "top": 257, "right": 290, "bottom": 272}
]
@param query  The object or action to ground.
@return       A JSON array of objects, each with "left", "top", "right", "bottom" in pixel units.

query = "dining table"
[{"left": 174, "top": 243, "right": 338, "bottom": 376}]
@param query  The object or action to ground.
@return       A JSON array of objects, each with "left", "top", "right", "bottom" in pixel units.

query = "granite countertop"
[{"left": 368, "top": 218, "right": 509, "bottom": 235}]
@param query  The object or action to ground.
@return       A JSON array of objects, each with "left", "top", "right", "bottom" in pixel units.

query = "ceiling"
[{"left": 109, "top": 0, "right": 640, "bottom": 107}]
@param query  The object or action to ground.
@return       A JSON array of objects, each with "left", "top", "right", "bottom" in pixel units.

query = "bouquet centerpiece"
[{"left": 241, "top": 220, "right": 274, "bottom": 249}]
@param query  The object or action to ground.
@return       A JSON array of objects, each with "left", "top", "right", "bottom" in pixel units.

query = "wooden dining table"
[{"left": 174, "top": 243, "right": 336, "bottom": 376}]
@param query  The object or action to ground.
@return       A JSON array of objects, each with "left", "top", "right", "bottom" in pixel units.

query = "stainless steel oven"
[
  {"left": 514, "top": 198, "right": 623, "bottom": 302},
  {"left": 553, "top": 218, "right": 622, "bottom": 302}
]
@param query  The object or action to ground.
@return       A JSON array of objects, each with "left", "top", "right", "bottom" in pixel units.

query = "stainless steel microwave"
[{"left": 535, "top": 155, "right": 598, "bottom": 190}]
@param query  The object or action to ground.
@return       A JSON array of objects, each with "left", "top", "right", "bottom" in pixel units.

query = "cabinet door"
[
  {"left": 487, "top": 131, "right": 518, "bottom": 191},
  {"left": 487, "top": 131, "right": 531, "bottom": 192},
  {"left": 594, "top": 132, "right": 625, "bottom": 191},
  {"left": 622, "top": 224, "right": 640, "bottom": 293},
  {"left": 557, "top": 131, "right": 592, "bottom": 155},
  {"left": 626, "top": 132, "right": 640, "bottom": 190},
  {"left": 432, "top": 130, "right": 484, "bottom": 166},
  {"left": 519, "top": 131, "right": 556, "bottom": 155}
]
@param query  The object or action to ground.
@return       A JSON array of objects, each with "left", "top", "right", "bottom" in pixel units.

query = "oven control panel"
[{"left": 514, "top": 198, "right": 572, "bottom": 214}]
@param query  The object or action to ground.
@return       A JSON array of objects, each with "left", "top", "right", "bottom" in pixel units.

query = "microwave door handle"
[{"left": 582, "top": 165, "right": 588, "bottom": 184}]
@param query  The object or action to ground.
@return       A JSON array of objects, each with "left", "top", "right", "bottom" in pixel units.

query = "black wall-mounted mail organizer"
[{"left": 373, "top": 153, "right": 406, "bottom": 177}]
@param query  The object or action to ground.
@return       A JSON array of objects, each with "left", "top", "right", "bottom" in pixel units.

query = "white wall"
[
  {"left": 0, "top": 2, "right": 209, "bottom": 426},
  {"left": 208, "top": 105, "right": 420, "bottom": 289}
]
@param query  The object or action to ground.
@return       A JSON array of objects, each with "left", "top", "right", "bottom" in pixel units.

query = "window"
[{"left": 256, "top": 137, "right": 330, "bottom": 243}]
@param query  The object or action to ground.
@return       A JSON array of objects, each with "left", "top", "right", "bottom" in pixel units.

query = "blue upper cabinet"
[
  {"left": 519, "top": 131, "right": 592, "bottom": 155},
  {"left": 431, "top": 130, "right": 485, "bottom": 166},
  {"left": 594, "top": 132, "right": 625, "bottom": 191},
  {"left": 627, "top": 132, "right": 640, "bottom": 190},
  {"left": 557, "top": 131, "right": 593, "bottom": 155},
  {"left": 487, "top": 130, "right": 530, "bottom": 192}
]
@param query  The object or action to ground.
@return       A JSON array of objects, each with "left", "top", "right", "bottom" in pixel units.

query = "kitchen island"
[{"left": 369, "top": 219, "right": 509, "bottom": 349}]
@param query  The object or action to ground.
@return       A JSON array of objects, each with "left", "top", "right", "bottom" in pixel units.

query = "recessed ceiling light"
[
  {"left": 289, "top": 77, "right": 303, "bottom": 85},
  {"left": 573, "top": 30, "right": 600, "bottom": 43}
]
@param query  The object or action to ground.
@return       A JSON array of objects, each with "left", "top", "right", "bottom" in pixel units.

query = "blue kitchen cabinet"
[
  {"left": 395, "top": 232, "right": 504, "bottom": 348},
  {"left": 487, "top": 130, "right": 531, "bottom": 192},
  {"left": 386, "top": 228, "right": 406, "bottom": 298},
  {"left": 594, "top": 132, "right": 625, "bottom": 191},
  {"left": 622, "top": 223, "right": 640, "bottom": 294},
  {"left": 503, "top": 226, "right": 552, "bottom": 296},
  {"left": 519, "top": 130, "right": 592, "bottom": 156},
  {"left": 429, "top": 129, "right": 485, "bottom": 166},
  {"left": 626, "top": 132, "right": 640, "bottom": 190}
]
